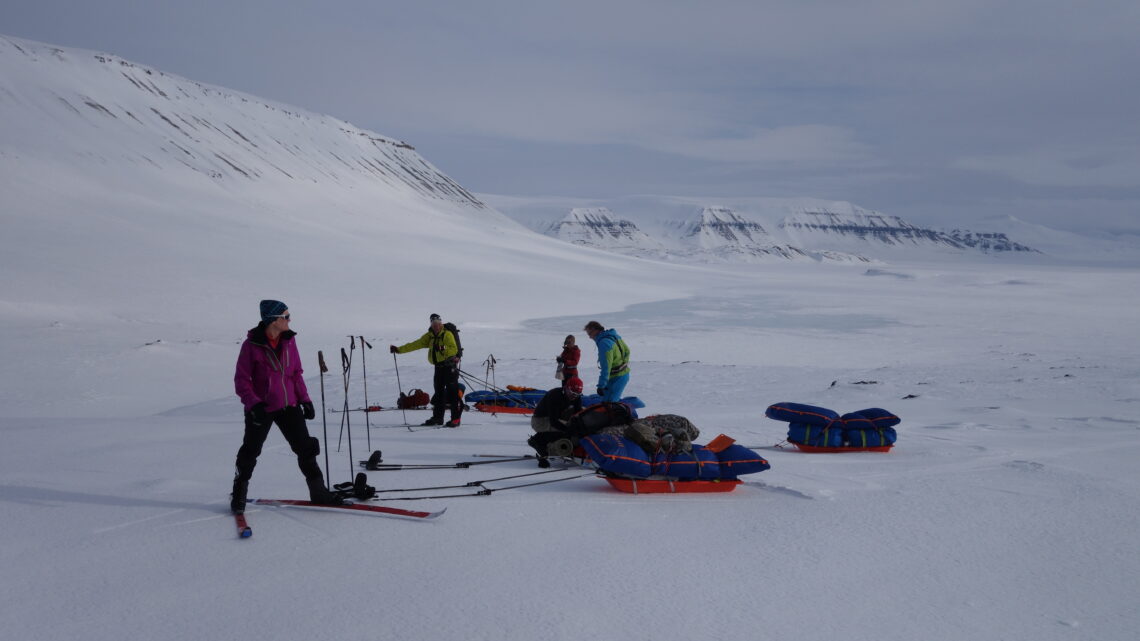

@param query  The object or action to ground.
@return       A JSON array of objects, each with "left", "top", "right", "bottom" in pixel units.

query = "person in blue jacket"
[{"left": 583, "top": 320, "right": 630, "bottom": 402}]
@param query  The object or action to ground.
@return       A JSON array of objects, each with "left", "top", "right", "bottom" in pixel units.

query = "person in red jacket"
[
  {"left": 231, "top": 300, "right": 341, "bottom": 513},
  {"left": 556, "top": 334, "right": 580, "bottom": 386}
]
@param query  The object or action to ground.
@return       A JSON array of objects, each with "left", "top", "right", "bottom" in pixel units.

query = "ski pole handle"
[
  {"left": 360, "top": 336, "right": 372, "bottom": 349},
  {"left": 318, "top": 350, "right": 328, "bottom": 374},
  {"left": 341, "top": 347, "right": 349, "bottom": 371}
]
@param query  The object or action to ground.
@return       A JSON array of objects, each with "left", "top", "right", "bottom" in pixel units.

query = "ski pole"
[
  {"left": 339, "top": 345, "right": 353, "bottom": 453},
  {"left": 392, "top": 351, "right": 408, "bottom": 426},
  {"left": 484, "top": 354, "right": 497, "bottom": 405},
  {"left": 318, "top": 350, "right": 330, "bottom": 490},
  {"left": 338, "top": 347, "right": 349, "bottom": 449},
  {"left": 457, "top": 368, "right": 536, "bottom": 408},
  {"left": 342, "top": 338, "right": 356, "bottom": 478},
  {"left": 360, "top": 336, "right": 373, "bottom": 451}
]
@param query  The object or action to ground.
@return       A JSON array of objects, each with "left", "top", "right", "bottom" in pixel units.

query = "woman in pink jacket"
[{"left": 231, "top": 299, "right": 340, "bottom": 513}]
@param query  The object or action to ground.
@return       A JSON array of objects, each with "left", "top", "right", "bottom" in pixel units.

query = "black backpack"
[
  {"left": 444, "top": 322, "right": 463, "bottom": 359},
  {"left": 567, "top": 402, "right": 633, "bottom": 437}
]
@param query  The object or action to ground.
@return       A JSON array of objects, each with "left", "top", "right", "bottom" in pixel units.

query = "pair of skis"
[
  {"left": 352, "top": 450, "right": 593, "bottom": 500},
  {"left": 232, "top": 498, "right": 445, "bottom": 538},
  {"left": 358, "top": 450, "right": 544, "bottom": 471},
  {"left": 232, "top": 454, "right": 588, "bottom": 537},
  {"left": 357, "top": 468, "right": 596, "bottom": 501}
]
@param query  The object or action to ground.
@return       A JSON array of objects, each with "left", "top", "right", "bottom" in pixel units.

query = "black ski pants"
[
  {"left": 234, "top": 405, "right": 322, "bottom": 483},
  {"left": 430, "top": 362, "right": 463, "bottom": 421}
]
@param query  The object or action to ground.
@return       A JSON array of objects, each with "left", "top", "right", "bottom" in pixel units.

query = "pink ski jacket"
[{"left": 234, "top": 326, "right": 311, "bottom": 413}]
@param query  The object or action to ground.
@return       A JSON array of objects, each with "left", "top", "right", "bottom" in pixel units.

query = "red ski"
[
  {"left": 473, "top": 403, "right": 535, "bottom": 415},
  {"left": 249, "top": 498, "right": 444, "bottom": 520},
  {"left": 234, "top": 512, "right": 252, "bottom": 538}
]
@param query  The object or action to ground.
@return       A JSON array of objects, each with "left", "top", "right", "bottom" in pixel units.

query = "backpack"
[
  {"left": 443, "top": 322, "right": 463, "bottom": 359},
  {"left": 624, "top": 414, "right": 701, "bottom": 455},
  {"left": 567, "top": 402, "right": 633, "bottom": 437},
  {"left": 398, "top": 388, "right": 430, "bottom": 409}
]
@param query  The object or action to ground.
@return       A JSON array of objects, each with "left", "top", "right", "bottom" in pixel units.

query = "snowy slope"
[
  {"left": 0, "top": 35, "right": 482, "bottom": 205},
  {"left": 0, "top": 34, "right": 696, "bottom": 417},
  {"left": 2, "top": 34, "right": 1140, "bottom": 641}
]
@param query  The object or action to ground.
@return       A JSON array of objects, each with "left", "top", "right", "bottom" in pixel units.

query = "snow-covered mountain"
[
  {"left": 545, "top": 207, "right": 663, "bottom": 251},
  {"left": 778, "top": 206, "right": 1046, "bottom": 258},
  {"left": 780, "top": 208, "right": 960, "bottom": 248},
  {"left": 0, "top": 35, "right": 485, "bottom": 207},
  {"left": 669, "top": 207, "right": 808, "bottom": 260},
  {"left": 491, "top": 195, "right": 1041, "bottom": 264},
  {"left": 542, "top": 205, "right": 818, "bottom": 263},
  {"left": 778, "top": 206, "right": 1041, "bottom": 254},
  {"left": 944, "top": 230, "right": 1038, "bottom": 253}
]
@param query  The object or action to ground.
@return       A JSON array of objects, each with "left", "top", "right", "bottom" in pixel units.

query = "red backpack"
[{"left": 397, "top": 389, "right": 430, "bottom": 409}]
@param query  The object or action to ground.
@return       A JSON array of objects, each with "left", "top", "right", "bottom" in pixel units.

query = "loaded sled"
[
  {"left": 466, "top": 386, "right": 645, "bottom": 415},
  {"left": 581, "top": 428, "right": 770, "bottom": 494},
  {"left": 766, "top": 402, "right": 899, "bottom": 452}
]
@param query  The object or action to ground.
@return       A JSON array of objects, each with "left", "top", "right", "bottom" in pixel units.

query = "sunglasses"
[{"left": 273, "top": 314, "right": 291, "bottom": 321}]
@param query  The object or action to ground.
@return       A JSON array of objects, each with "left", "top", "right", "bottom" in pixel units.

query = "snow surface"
[{"left": 3, "top": 34, "right": 1140, "bottom": 641}]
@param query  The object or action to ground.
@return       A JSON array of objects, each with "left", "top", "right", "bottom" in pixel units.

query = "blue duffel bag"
[
  {"left": 650, "top": 445, "right": 722, "bottom": 480},
  {"left": 715, "top": 444, "right": 771, "bottom": 478},
  {"left": 843, "top": 427, "right": 897, "bottom": 448},
  {"left": 580, "top": 433, "right": 652, "bottom": 478},
  {"left": 841, "top": 408, "right": 901, "bottom": 430},
  {"left": 766, "top": 402, "right": 840, "bottom": 426},
  {"left": 787, "top": 422, "right": 844, "bottom": 447}
]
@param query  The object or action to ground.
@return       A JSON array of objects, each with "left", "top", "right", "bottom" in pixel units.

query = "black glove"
[
  {"left": 249, "top": 402, "right": 269, "bottom": 425},
  {"left": 301, "top": 401, "right": 315, "bottom": 420},
  {"left": 389, "top": 345, "right": 398, "bottom": 353},
  {"left": 556, "top": 356, "right": 564, "bottom": 364},
  {"left": 596, "top": 387, "right": 605, "bottom": 396}
]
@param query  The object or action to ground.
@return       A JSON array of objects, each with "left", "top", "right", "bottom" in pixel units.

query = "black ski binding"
[
  {"left": 332, "top": 472, "right": 377, "bottom": 500},
  {"left": 365, "top": 450, "right": 383, "bottom": 470}
]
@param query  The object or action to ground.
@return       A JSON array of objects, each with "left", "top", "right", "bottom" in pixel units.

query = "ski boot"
[
  {"left": 230, "top": 478, "right": 248, "bottom": 514},
  {"left": 307, "top": 476, "right": 346, "bottom": 506}
]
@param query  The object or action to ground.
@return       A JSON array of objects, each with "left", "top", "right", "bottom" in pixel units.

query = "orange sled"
[
  {"left": 791, "top": 443, "right": 893, "bottom": 453},
  {"left": 474, "top": 403, "right": 535, "bottom": 415},
  {"left": 601, "top": 475, "right": 743, "bottom": 494}
]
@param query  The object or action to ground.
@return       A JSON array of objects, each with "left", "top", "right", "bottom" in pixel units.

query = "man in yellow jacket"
[{"left": 391, "top": 313, "right": 463, "bottom": 427}]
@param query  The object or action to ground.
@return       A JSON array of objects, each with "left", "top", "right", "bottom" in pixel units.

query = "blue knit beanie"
[{"left": 260, "top": 299, "right": 288, "bottom": 322}]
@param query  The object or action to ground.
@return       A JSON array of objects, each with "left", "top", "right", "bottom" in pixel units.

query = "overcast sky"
[{"left": 3, "top": 0, "right": 1139, "bottom": 234}]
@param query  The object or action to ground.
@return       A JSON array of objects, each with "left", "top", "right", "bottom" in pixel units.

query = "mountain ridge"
[
  {"left": 485, "top": 194, "right": 1067, "bottom": 264},
  {"left": 0, "top": 34, "right": 485, "bottom": 209}
]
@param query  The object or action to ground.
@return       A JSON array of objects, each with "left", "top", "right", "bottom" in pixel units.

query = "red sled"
[
  {"left": 791, "top": 443, "right": 893, "bottom": 453},
  {"left": 601, "top": 475, "right": 742, "bottom": 494},
  {"left": 474, "top": 403, "right": 535, "bottom": 415}
]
